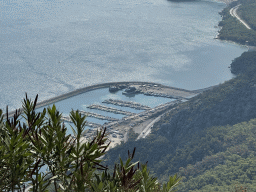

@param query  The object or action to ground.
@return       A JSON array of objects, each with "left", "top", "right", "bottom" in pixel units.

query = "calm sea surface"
[{"left": 0, "top": 0, "right": 247, "bottom": 111}]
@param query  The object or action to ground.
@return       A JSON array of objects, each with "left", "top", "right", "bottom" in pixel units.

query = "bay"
[{"left": 0, "top": 0, "right": 247, "bottom": 111}]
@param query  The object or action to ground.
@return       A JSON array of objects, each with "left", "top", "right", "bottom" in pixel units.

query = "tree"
[{"left": 0, "top": 94, "right": 181, "bottom": 191}]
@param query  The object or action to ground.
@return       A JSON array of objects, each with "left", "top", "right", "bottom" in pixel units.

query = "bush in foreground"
[{"left": 0, "top": 94, "right": 181, "bottom": 192}]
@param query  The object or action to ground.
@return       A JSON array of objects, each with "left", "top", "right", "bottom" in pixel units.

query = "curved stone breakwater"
[
  {"left": 4, "top": 81, "right": 203, "bottom": 119},
  {"left": 102, "top": 99, "right": 151, "bottom": 110},
  {"left": 87, "top": 104, "right": 136, "bottom": 116}
]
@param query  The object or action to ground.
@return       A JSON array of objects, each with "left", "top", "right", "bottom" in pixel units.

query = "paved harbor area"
[{"left": 81, "top": 99, "right": 182, "bottom": 148}]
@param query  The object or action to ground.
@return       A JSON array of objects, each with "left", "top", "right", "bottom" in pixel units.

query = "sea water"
[{"left": 0, "top": 0, "right": 247, "bottom": 111}]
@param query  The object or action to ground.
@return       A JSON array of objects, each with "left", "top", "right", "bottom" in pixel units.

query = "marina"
[
  {"left": 82, "top": 95, "right": 184, "bottom": 147},
  {"left": 4, "top": 81, "right": 213, "bottom": 146},
  {"left": 4, "top": 81, "right": 196, "bottom": 118},
  {"left": 87, "top": 104, "right": 136, "bottom": 116}
]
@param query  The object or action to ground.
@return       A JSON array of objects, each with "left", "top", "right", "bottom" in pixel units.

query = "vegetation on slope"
[
  {"left": 0, "top": 96, "right": 181, "bottom": 191},
  {"left": 218, "top": 0, "right": 256, "bottom": 46},
  {"left": 237, "top": 0, "right": 256, "bottom": 31},
  {"left": 178, "top": 119, "right": 256, "bottom": 191},
  {"left": 104, "top": 51, "right": 256, "bottom": 191},
  {"left": 231, "top": 51, "right": 256, "bottom": 75}
]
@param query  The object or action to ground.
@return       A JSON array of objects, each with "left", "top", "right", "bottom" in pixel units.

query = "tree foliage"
[
  {"left": 0, "top": 95, "right": 180, "bottom": 192},
  {"left": 237, "top": 0, "right": 256, "bottom": 31},
  {"left": 218, "top": 0, "right": 256, "bottom": 46}
]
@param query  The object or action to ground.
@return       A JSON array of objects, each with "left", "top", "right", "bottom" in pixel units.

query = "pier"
[
  {"left": 87, "top": 104, "right": 135, "bottom": 116},
  {"left": 62, "top": 110, "right": 119, "bottom": 122},
  {"left": 86, "top": 122, "right": 102, "bottom": 128},
  {"left": 78, "top": 110, "right": 119, "bottom": 121},
  {"left": 61, "top": 116, "right": 102, "bottom": 128},
  {"left": 143, "top": 91, "right": 181, "bottom": 99},
  {"left": 102, "top": 99, "right": 151, "bottom": 110},
  {"left": 61, "top": 116, "right": 72, "bottom": 123},
  {"left": 119, "top": 100, "right": 181, "bottom": 122}
]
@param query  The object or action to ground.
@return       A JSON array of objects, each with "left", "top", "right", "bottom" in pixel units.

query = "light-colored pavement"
[
  {"left": 230, "top": 4, "right": 251, "bottom": 30},
  {"left": 136, "top": 113, "right": 164, "bottom": 140}
]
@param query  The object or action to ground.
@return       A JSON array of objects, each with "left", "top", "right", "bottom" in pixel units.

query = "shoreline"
[
  {"left": 2, "top": 0, "right": 250, "bottom": 149},
  {"left": 214, "top": 0, "right": 256, "bottom": 51},
  {"left": 3, "top": 0, "right": 247, "bottom": 119}
]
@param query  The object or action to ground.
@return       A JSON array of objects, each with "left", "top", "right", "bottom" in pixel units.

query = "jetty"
[
  {"left": 61, "top": 116, "right": 72, "bottom": 123},
  {"left": 87, "top": 104, "right": 135, "bottom": 116},
  {"left": 119, "top": 99, "right": 181, "bottom": 122},
  {"left": 143, "top": 91, "right": 178, "bottom": 98},
  {"left": 61, "top": 116, "right": 102, "bottom": 128},
  {"left": 78, "top": 110, "right": 119, "bottom": 121},
  {"left": 102, "top": 99, "right": 151, "bottom": 110},
  {"left": 86, "top": 122, "right": 102, "bottom": 128}
]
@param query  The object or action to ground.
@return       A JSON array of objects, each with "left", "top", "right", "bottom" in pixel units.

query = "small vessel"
[
  {"left": 109, "top": 86, "right": 119, "bottom": 93},
  {"left": 122, "top": 86, "right": 139, "bottom": 95}
]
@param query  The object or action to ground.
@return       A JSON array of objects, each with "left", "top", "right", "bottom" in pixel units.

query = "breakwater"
[{"left": 4, "top": 81, "right": 204, "bottom": 119}]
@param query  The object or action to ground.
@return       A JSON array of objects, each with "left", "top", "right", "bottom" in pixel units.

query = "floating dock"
[
  {"left": 119, "top": 99, "right": 181, "bottom": 122},
  {"left": 61, "top": 116, "right": 72, "bottom": 123},
  {"left": 62, "top": 111, "right": 119, "bottom": 122},
  {"left": 102, "top": 99, "right": 151, "bottom": 110},
  {"left": 86, "top": 122, "right": 102, "bottom": 128},
  {"left": 87, "top": 104, "right": 135, "bottom": 116},
  {"left": 78, "top": 110, "right": 119, "bottom": 121},
  {"left": 61, "top": 116, "right": 102, "bottom": 128},
  {"left": 143, "top": 91, "right": 178, "bottom": 98}
]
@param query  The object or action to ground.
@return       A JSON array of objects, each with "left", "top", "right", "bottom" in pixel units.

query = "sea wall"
[{"left": 3, "top": 81, "right": 204, "bottom": 118}]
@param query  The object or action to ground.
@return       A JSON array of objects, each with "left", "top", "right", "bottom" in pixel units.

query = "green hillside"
[
  {"left": 218, "top": 0, "right": 256, "bottom": 46},
  {"left": 237, "top": 0, "right": 256, "bottom": 31},
  {"left": 178, "top": 119, "right": 256, "bottom": 191},
  {"left": 104, "top": 51, "right": 256, "bottom": 191}
]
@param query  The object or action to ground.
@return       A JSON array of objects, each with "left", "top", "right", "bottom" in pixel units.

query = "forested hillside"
[
  {"left": 104, "top": 51, "right": 256, "bottom": 191},
  {"left": 218, "top": 0, "right": 256, "bottom": 45},
  {"left": 237, "top": 0, "right": 256, "bottom": 31},
  {"left": 177, "top": 119, "right": 256, "bottom": 191},
  {"left": 230, "top": 51, "right": 256, "bottom": 75}
]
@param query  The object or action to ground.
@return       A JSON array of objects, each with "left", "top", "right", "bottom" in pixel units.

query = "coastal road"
[
  {"left": 136, "top": 113, "right": 165, "bottom": 140},
  {"left": 230, "top": 4, "right": 251, "bottom": 30}
]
